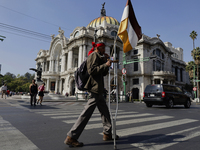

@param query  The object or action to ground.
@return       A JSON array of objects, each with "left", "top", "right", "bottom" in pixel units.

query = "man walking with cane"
[{"left": 64, "top": 42, "right": 119, "bottom": 147}]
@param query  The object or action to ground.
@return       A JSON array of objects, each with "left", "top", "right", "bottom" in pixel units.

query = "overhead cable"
[
  {"left": 0, "top": 4, "right": 72, "bottom": 31},
  {"left": 0, "top": 29, "right": 50, "bottom": 43}
]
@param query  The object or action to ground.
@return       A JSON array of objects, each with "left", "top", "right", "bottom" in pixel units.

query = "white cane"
[{"left": 108, "top": 37, "right": 118, "bottom": 149}]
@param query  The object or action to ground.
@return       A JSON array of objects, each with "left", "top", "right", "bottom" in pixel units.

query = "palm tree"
[
  {"left": 190, "top": 31, "right": 198, "bottom": 98},
  {"left": 186, "top": 61, "right": 195, "bottom": 79},
  {"left": 190, "top": 30, "right": 197, "bottom": 50}
]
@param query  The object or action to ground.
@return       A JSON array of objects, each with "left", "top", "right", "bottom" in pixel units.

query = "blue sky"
[{"left": 0, "top": 0, "right": 200, "bottom": 76}]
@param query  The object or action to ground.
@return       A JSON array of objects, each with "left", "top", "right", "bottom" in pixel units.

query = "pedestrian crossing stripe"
[
  {"left": 104, "top": 119, "right": 198, "bottom": 137},
  {"left": 42, "top": 111, "right": 137, "bottom": 117},
  {"left": 85, "top": 116, "right": 173, "bottom": 130},
  {"left": 0, "top": 116, "right": 39, "bottom": 150},
  {"left": 63, "top": 113, "right": 154, "bottom": 124},
  {"left": 131, "top": 126, "right": 200, "bottom": 150}
]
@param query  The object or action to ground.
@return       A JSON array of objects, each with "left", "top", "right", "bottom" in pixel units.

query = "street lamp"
[{"left": 0, "top": 35, "right": 6, "bottom": 41}]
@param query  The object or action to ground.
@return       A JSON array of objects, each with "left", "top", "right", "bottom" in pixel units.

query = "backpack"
[{"left": 74, "top": 59, "right": 90, "bottom": 91}]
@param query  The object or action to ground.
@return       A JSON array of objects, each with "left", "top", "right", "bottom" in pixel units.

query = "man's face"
[{"left": 98, "top": 46, "right": 105, "bottom": 55}]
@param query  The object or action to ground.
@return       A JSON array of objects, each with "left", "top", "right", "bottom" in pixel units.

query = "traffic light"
[{"left": 122, "top": 74, "right": 126, "bottom": 82}]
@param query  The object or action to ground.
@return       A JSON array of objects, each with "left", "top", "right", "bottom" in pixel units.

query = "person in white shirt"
[{"left": 1, "top": 84, "right": 7, "bottom": 99}]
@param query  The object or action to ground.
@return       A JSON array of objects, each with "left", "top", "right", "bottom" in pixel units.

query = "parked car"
[{"left": 143, "top": 84, "right": 191, "bottom": 108}]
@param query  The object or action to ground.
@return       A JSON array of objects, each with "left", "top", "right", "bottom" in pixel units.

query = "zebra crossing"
[
  {"left": 0, "top": 116, "right": 39, "bottom": 150},
  {"left": 32, "top": 106, "right": 200, "bottom": 149}
]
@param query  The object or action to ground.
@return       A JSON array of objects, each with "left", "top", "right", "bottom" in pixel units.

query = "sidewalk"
[{"left": 6, "top": 94, "right": 87, "bottom": 102}]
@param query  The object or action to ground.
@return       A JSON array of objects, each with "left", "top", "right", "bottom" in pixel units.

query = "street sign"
[
  {"left": 193, "top": 87, "right": 197, "bottom": 91},
  {"left": 122, "top": 68, "right": 127, "bottom": 74}
]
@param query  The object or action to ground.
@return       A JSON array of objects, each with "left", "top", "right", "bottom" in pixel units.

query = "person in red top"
[
  {"left": 37, "top": 83, "right": 45, "bottom": 105},
  {"left": 6, "top": 89, "right": 10, "bottom": 97}
]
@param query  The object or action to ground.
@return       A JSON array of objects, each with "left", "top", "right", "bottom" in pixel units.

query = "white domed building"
[{"left": 35, "top": 4, "right": 190, "bottom": 99}]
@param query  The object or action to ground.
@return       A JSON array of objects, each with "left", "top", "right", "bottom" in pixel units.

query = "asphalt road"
[{"left": 0, "top": 98, "right": 200, "bottom": 150}]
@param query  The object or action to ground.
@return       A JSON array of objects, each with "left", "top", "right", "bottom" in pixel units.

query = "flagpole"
[{"left": 113, "top": 36, "right": 118, "bottom": 149}]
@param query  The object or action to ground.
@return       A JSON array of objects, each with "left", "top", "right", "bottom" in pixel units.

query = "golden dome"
[{"left": 87, "top": 16, "right": 120, "bottom": 28}]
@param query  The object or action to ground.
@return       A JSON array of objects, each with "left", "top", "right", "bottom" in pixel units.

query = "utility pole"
[{"left": 122, "top": 54, "right": 156, "bottom": 96}]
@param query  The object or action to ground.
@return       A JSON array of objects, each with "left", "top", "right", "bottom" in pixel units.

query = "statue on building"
[
  {"left": 58, "top": 27, "right": 65, "bottom": 39},
  {"left": 101, "top": 2, "right": 106, "bottom": 16},
  {"left": 29, "top": 67, "right": 43, "bottom": 82}
]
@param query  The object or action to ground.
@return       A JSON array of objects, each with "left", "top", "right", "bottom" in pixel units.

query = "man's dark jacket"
[{"left": 84, "top": 51, "right": 109, "bottom": 94}]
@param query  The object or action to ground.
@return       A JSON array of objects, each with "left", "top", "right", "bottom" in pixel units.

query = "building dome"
[
  {"left": 87, "top": 3, "right": 120, "bottom": 28},
  {"left": 87, "top": 16, "right": 120, "bottom": 28}
]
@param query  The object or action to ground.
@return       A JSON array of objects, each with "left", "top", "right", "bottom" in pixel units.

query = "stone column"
[
  {"left": 59, "top": 79, "right": 62, "bottom": 94},
  {"left": 55, "top": 79, "right": 58, "bottom": 93},
  {"left": 61, "top": 54, "right": 66, "bottom": 72},
  {"left": 46, "top": 78, "right": 50, "bottom": 91},
  {"left": 82, "top": 45, "right": 87, "bottom": 61},
  {"left": 152, "top": 79, "right": 155, "bottom": 84},
  {"left": 49, "top": 60, "right": 52, "bottom": 72},
  {"left": 41, "top": 62, "right": 45, "bottom": 72},
  {"left": 78, "top": 45, "right": 83, "bottom": 67},
  {"left": 56, "top": 59, "right": 59, "bottom": 72},
  {"left": 105, "top": 46, "right": 110, "bottom": 56},
  {"left": 160, "top": 78, "right": 163, "bottom": 84},
  {"left": 67, "top": 50, "right": 73, "bottom": 70},
  {"left": 52, "top": 60, "right": 55, "bottom": 72},
  {"left": 168, "top": 80, "right": 170, "bottom": 84}
]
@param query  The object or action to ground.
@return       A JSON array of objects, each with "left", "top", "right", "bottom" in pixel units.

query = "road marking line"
[
  {"left": 131, "top": 126, "right": 200, "bottom": 150},
  {"left": 63, "top": 113, "right": 153, "bottom": 124},
  {"left": 85, "top": 116, "right": 173, "bottom": 130},
  {"left": 0, "top": 116, "right": 39, "bottom": 150},
  {"left": 109, "top": 119, "right": 198, "bottom": 137},
  {"left": 42, "top": 111, "right": 137, "bottom": 116}
]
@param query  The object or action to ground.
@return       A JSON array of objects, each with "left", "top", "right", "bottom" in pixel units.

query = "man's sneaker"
[
  {"left": 64, "top": 136, "right": 84, "bottom": 147},
  {"left": 103, "top": 133, "right": 119, "bottom": 141}
]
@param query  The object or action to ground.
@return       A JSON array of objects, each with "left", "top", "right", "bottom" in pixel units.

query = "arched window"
[
  {"left": 74, "top": 31, "right": 79, "bottom": 38},
  {"left": 153, "top": 60, "right": 163, "bottom": 71},
  {"left": 111, "top": 31, "right": 117, "bottom": 36}
]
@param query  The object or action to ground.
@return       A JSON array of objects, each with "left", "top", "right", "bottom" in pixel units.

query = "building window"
[
  {"left": 47, "top": 61, "right": 49, "bottom": 71},
  {"left": 175, "top": 67, "right": 178, "bottom": 81},
  {"left": 133, "top": 78, "right": 139, "bottom": 84},
  {"left": 134, "top": 49, "right": 138, "bottom": 55},
  {"left": 153, "top": 60, "right": 163, "bottom": 71},
  {"left": 156, "top": 49, "right": 161, "bottom": 57},
  {"left": 162, "top": 63, "right": 164, "bottom": 71},
  {"left": 75, "top": 58, "right": 78, "bottom": 67},
  {"left": 58, "top": 65, "right": 61, "bottom": 72},
  {"left": 180, "top": 68, "right": 183, "bottom": 82},
  {"left": 74, "top": 31, "right": 79, "bottom": 38},
  {"left": 162, "top": 53, "right": 164, "bottom": 59},
  {"left": 156, "top": 60, "right": 161, "bottom": 71},
  {"left": 134, "top": 62, "right": 138, "bottom": 71},
  {"left": 111, "top": 31, "right": 117, "bottom": 36}
]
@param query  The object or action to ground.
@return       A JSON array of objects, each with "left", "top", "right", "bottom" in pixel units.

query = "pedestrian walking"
[
  {"left": 126, "top": 91, "right": 130, "bottom": 102},
  {"left": 64, "top": 42, "right": 119, "bottom": 147},
  {"left": 29, "top": 79, "right": 38, "bottom": 106},
  {"left": 1, "top": 84, "right": 7, "bottom": 99},
  {"left": 37, "top": 83, "right": 45, "bottom": 105},
  {"left": 6, "top": 89, "right": 10, "bottom": 97}
]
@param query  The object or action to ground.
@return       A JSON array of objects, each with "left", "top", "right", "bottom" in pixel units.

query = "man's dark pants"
[{"left": 67, "top": 92, "right": 112, "bottom": 139}]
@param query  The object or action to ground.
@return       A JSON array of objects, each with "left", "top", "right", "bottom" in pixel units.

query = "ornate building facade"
[{"left": 35, "top": 5, "right": 190, "bottom": 99}]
